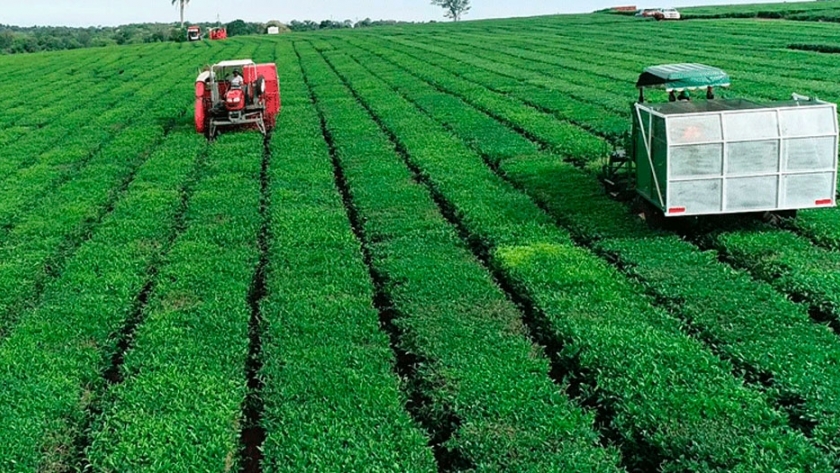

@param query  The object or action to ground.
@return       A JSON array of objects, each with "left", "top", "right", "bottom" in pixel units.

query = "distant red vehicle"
[
  {"left": 195, "top": 59, "right": 281, "bottom": 139},
  {"left": 209, "top": 27, "right": 227, "bottom": 40}
]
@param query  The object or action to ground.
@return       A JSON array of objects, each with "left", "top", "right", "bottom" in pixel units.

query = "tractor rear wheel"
[
  {"left": 255, "top": 76, "right": 266, "bottom": 99},
  {"left": 244, "top": 84, "right": 253, "bottom": 105}
]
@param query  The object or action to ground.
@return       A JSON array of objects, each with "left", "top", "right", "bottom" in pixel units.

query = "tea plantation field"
[{"left": 3, "top": 5, "right": 840, "bottom": 472}]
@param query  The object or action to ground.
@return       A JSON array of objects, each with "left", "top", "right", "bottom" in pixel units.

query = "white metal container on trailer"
[
  {"left": 605, "top": 64, "right": 839, "bottom": 218},
  {"left": 634, "top": 98, "right": 838, "bottom": 216}
]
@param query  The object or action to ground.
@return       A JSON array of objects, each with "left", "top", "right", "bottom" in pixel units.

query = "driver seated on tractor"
[{"left": 230, "top": 70, "right": 244, "bottom": 89}]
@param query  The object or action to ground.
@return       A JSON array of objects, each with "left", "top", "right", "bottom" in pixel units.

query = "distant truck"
[
  {"left": 636, "top": 8, "right": 681, "bottom": 20},
  {"left": 187, "top": 25, "right": 201, "bottom": 41}
]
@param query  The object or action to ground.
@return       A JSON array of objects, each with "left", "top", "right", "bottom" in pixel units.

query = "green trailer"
[{"left": 604, "top": 64, "right": 838, "bottom": 218}]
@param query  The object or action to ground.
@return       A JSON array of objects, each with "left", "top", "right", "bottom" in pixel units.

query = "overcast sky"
[{"left": 4, "top": 0, "right": 796, "bottom": 27}]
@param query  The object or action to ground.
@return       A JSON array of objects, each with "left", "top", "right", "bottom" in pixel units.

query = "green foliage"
[
  {"left": 320, "top": 15, "right": 840, "bottom": 464},
  {"left": 0, "top": 24, "right": 188, "bottom": 53},
  {"left": 87, "top": 133, "right": 263, "bottom": 471},
  {"left": 0, "top": 39, "right": 256, "bottom": 471},
  {"left": 0, "top": 132, "right": 205, "bottom": 471},
  {"left": 312, "top": 32, "right": 836, "bottom": 469},
  {"left": 226, "top": 19, "right": 260, "bottom": 37},
  {"left": 169, "top": 26, "right": 188, "bottom": 42},
  {"left": 679, "top": 1, "right": 840, "bottom": 20},
  {"left": 0, "top": 20, "right": 278, "bottom": 54},
  {"left": 259, "top": 41, "right": 436, "bottom": 472},
  {"left": 5, "top": 7, "right": 840, "bottom": 471},
  {"left": 298, "top": 40, "right": 623, "bottom": 472},
  {"left": 0, "top": 44, "right": 210, "bottom": 340}
]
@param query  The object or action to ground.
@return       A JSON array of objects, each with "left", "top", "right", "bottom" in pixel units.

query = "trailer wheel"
[
  {"left": 637, "top": 198, "right": 668, "bottom": 228},
  {"left": 762, "top": 210, "right": 797, "bottom": 224}
]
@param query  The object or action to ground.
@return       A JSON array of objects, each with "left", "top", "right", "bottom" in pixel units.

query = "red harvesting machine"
[
  {"left": 194, "top": 59, "right": 281, "bottom": 140},
  {"left": 209, "top": 27, "right": 227, "bottom": 40}
]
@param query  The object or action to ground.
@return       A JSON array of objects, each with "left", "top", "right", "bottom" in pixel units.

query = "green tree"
[
  {"left": 170, "top": 26, "right": 187, "bottom": 42},
  {"left": 171, "top": 0, "right": 191, "bottom": 28},
  {"left": 0, "top": 31, "right": 14, "bottom": 51},
  {"left": 77, "top": 30, "right": 92, "bottom": 48},
  {"left": 431, "top": 0, "right": 471, "bottom": 21},
  {"left": 225, "top": 19, "right": 252, "bottom": 36}
]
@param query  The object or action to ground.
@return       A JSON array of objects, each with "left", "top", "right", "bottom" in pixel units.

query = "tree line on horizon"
[
  {"left": 0, "top": 21, "right": 264, "bottom": 55},
  {"left": 0, "top": 17, "right": 421, "bottom": 55},
  {"left": 0, "top": 0, "right": 472, "bottom": 55},
  {"left": 168, "top": 0, "right": 472, "bottom": 26}
]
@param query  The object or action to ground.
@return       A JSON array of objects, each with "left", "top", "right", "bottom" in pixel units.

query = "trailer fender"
[
  {"left": 194, "top": 81, "right": 207, "bottom": 133},
  {"left": 195, "top": 79, "right": 207, "bottom": 98},
  {"left": 195, "top": 99, "right": 206, "bottom": 133}
]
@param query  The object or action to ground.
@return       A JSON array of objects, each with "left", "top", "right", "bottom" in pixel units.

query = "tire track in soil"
[
  {"left": 238, "top": 41, "right": 279, "bottom": 473},
  {"left": 238, "top": 134, "right": 272, "bottom": 473}
]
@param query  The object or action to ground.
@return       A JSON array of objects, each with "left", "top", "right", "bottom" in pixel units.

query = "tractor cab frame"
[
  {"left": 194, "top": 59, "right": 281, "bottom": 140},
  {"left": 603, "top": 63, "right": 838, "bottom": 218},
  {"left": 605, "top": 64, "right": 731, "bottom": 198}
]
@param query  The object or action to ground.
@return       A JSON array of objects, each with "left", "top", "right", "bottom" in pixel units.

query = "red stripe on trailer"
[
  {"left": 816, "top": 199, "right": 834, "bottom": 206},
  {"left": 668, "top": 207, "right": 686, "bottom": 214}
]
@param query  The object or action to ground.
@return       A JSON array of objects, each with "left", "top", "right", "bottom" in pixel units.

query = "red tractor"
[
  {"left": 209, "top": 27, "right": 227, "bottom": 40},
  {"left": 194, "top": 60, "right": 281, "bottom": 139}
]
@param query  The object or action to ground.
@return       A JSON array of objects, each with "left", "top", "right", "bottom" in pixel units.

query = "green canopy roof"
[{"left": 636, "top": 63, "right": 731, "bottom": 91}]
